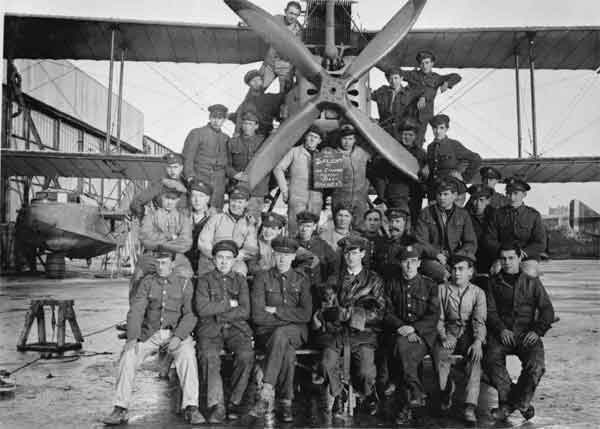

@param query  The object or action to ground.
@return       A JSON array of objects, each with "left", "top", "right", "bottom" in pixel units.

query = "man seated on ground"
[
  {"left": 103, "top": 252, "right": 203, "bottom": 425},
  {"left": 195, "top": 240, "right": 254, "bottom": 423},
  {"left": 313, "top": 236, "right": 385, "bottom": 418},
  {"left": 247, "top": 212, "right": 287, "bottom": 275},
  {"left": 226, "top": 110, "right": 269, "bottom": 222},
  {"left": 197, "top": 184, "right": 258, "bottom": 276},
  {"left": 384, "top": 245, "right": 439, "bottom": 424},
  {"left": 483, "top": 242, "right": 555, "bottom": 422},
  {"left": 433, "top": 253, "right": 486, "bottom": 425},
  {"left": 415, "top": 177, "right": 477, "bottom": 282},
  {"left": 251, "top": 236, "right": 312, "bottom": 423},
  {"left": 372, "top": 206, "right": 414, "bottom": 277},
  {"left": 234, "top": 72, "right": 284, "bottom": 137},
  {"left": 184, "top": 179, "right": 212, "bottom": 274}
]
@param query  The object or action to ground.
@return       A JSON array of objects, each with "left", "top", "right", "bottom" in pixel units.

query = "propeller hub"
[{"left": 318, "top": 74, "right": 349, "bottom": 106}]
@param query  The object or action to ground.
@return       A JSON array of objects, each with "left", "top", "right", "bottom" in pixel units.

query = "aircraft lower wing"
[{"left": 2, "top": 149, "right": 599, "bottom": 184}]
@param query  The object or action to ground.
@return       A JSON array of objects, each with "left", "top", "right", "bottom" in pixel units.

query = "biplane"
[{"left": 1, "top": 0, "right": 599, "bottom": 273}]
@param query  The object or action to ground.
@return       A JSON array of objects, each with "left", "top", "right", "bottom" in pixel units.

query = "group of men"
[{"left": 101, "top": 4, "right": 556, "bottom": 425}]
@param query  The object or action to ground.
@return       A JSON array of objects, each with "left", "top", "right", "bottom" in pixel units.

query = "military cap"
[
  {"left": 229, "top": 184, "right": 251, "bottom": 200},
  {"left": 212, "top": 239, "right": 239, "bottom": 257},
  {"left": 339, "top": 123, "right": 357, "bottom": 138},
  {"left": 449, "top": 252, "right": 476, "bottom": 266},
  {"left": 397, "top": 244, "right": 421, "bottom": 261},
  {"left": 161, "top": 181, "right": 186, "bottom": 198},
  {"left": 241, "top": 110, "right": 259, "bottom": 123},
  {"left": 306, "top": 124, "right": 324, "bottom": 140},
  {"left": 480, "top": 166, "right": 502, "bottom": 180},
  {"left": 467, "top": 184, "right": 493, "bottom": 199},
  {"left": 435, "top": 176, "right": 459, "bottom": 194},
  {"left": 208, "top": 104, "right": 228, "bottom": 117},
  {"left": 385, "top": 205, "right": 410, "bottom": 219},
  {"left": 429, "top": 113, "right": 450, "bottom": 127},
  {"left": 338, "top": 235, "right": 369, "bottom": 252},
  {"left": 416, "top": 50, "right": 436, "bottom": 63},
  {"left": 296, "top": 210, "right": 319, "bottom": 224},
  {"left": 262, "top": 212, "right": 286, "bottom": 228},
  {"left": 504, "top": 176, "right": 531, "bottom": 192},
  {"left": 333, "top": 201, "right": 353, "bottom": 216},
  {"left": 163, "top": 152, "right": 183, "bottom": 165},
  {"left": 384, "top": 67, "right": 403, "bottom": 81},
  {"left": 272, "top": 236, "right": 299, "bottom": 254},
  {"left": 244, "top": 69, "right": 262, "bottom": 85},
  {"left": 154, "top": 250, "right": 175, "bottom": 260},
  {"left": 189, "top": 179, "right": 213, "bottom": 196},
  {"left": 398, "top": 118, "right": 420, "bottom": 133}
]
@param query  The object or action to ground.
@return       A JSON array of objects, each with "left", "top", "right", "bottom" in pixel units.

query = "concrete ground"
[{"left": 0, "top": 259, "right": 598, "bottom": 428}]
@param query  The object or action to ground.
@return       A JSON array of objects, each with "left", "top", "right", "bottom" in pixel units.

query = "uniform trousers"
[{"left": 392, "top": 335, "right": 430, "bottom": 401}]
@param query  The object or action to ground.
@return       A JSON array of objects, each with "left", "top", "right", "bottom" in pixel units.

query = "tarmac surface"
[{"left": 0, "top": 259, "right": 599, "bottom": 428}]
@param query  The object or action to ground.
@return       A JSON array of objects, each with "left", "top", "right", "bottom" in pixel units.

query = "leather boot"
[{"left": 102, "top": 406, "right": 128, "bottom": 426}]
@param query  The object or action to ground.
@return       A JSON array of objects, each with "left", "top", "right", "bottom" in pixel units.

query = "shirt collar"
[{"left": 346, "top": 267, "right": 363, "bottom": 277}]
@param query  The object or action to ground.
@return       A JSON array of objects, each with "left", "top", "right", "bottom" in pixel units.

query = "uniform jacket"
[
  {"left": 372, "top": 234, "right": 415, "bottom": 277},
  {"left": 415, "top": 204, "right": 477, "bottom": 260},
  {"left": 485, "top": 271, "right": 555, "bottom": 338},
  {"left": 129, "top": 177, "right": 187, "bottom": 218},
  {"left": 184, "top": 211, "right": 210, "bottom": 273},
  {"left": 384, "top": 272, "right": 439, "bottom": 347},
  {"left": 274, "top": 145, "right": 323, "bottom": 203},
  {"left": 127, "top": 273, "right": 196, "bottom": 342},
  {"left": 332, "top": 145, "right": 372, "bottom": 206},
  {"left": 197, "top": 210, "right": 258, "bottom": 263},
  {"left": 195, "top": 269, "right": 252, "bottom": 338},
  {"left": 182, "top": 124, "right": 229, "bottom": 180},
  {"left": 400, "top": 69, "right": 462, "bottom": 122},
  {"left": 263, "top": 14, "right": 302, "bottom": 66},
  {"left": 251, "top": 267, "right": 312, "bottom": 335},
  {"left": 469, "top": 206, "right": 496, "bottom": 273},
  {"left": 437, "top": 282, "right": 487, "bottom": 342},
  {"left": 226, "top": 134, "right": 269, "bottom": 196},
  {"left": 370, "top": 84, "right": 422, "bottom": 129},
  {"left": 235, "top": 92, "right": 284, "bottom": 136},
  {"left": 140, "top": 207, "right": 193, "bottom": 254},
  {"left": 426, "top": 137, "right": 482, "bottom": 183},
  {"left": 483, "top": 204, "right": 546, "bottom": 260}
]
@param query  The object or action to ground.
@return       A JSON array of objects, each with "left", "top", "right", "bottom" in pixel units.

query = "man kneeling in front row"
[{"left": 103, "top": 252, "right": 203, "bottom": 425}]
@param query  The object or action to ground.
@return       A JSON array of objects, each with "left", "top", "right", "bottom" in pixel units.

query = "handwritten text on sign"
[{"left": 313, "top": 150, "right": 344, "bottom": 188}]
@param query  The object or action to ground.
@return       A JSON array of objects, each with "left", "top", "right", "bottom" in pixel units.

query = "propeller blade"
[
  {"left": 343, "top": 105, "right": 420, "bottom": 181},
  {"left": 224, "top": 0, "right": 323, "bottom": 83},
  {"left": 343, "top": 0, "right": 426, "bottom": 82},
  {"left": 244, "top": 99, "right": 321, "bottom": 189}
]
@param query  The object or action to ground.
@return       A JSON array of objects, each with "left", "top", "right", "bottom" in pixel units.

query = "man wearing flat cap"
[
  {"left": 415, "top": 176, "right": 477, "bottom": 283},
  {"left": 274, "top": 125, "right": 324, "bottom": 235},
  {"left": 372, "top": 205, "right": 415, "bottom": 277},
  {"left": 433, "top": 252, "right": 486, "bottom": 425},
  {"left": 226, "top": 110, "right": 270, "bottom": 222},
  {"left": 247, "top": 212, "right": 287, "bottom": 275},
  {"left": 234, "top": 71, "right": 284, "bottom": 137},
  {"left": 195, "top": 240, "right": 254, "bottom": 423},
  {"left": 184, "top": 179, "right": 213, "bottom": 273},
  {"left": 314, "top": 235, "right": 385, "bottom": 418},
  {"left": 399, "top": 51, "right": 462, "bottom": 146},
  {"left": 182, "top": 103, "right": 230, "bottom": 211},
  {"left": 129, "top": 152, "right": 188, "bottom": 219},
  {"left": 197, "top": 184, "right": 258, "bottom": 276},
  {"left": 383, "top": 245, "right": 439, "bottom": 424},
  {"left": 422, "top": 114, "right": 482, "bottom": 197},
  {"left": 483, "top": 177, "right": 546, "bottom": 277},
  {"left": 251, "top": 236, "right": 312, "bottom": 423}
]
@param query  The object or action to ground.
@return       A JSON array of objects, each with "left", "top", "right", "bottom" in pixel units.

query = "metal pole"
[
  {"left": 514, "top": 52, "right": 523, "bottom": 158},
  {"left": 528, "top": 33, "right": 538, "bottom": 157},
  {"left": 105, "top": 29, "right": 116, "bottom": 153},
  {"left": 116, "top": 49, "right": 125, "bottom": 153}
]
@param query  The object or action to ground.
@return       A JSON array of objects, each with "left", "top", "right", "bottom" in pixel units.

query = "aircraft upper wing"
[
  {"left": 4, "top": 14, "right": 600, "bottom": 70},
  {"left": 361, "top": 27, "right": 600, "bottom": 70},
  {"left": 0, "top": 149, "right": 166, "bottom": 181}
]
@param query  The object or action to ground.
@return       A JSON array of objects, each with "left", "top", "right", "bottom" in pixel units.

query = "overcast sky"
[{"left": 4, "top": 0, "right": 600, "bottom": 213}]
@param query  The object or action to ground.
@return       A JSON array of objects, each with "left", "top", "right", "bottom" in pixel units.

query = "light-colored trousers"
[{"left": 114, "top": 329, "right": 199, "bottom": 410}]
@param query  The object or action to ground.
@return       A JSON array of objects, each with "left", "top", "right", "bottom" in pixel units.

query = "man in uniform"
[
  {"left": 248, "top": 212, "right": 287, "bottom": 275},
  {"left": 251, "top": 236, "right": 312, "bottom": 423},
  {"left": 129, "top": 152, "right": 188, "bottom": 219},
  {"left": 400, "top": 51, "right": 462, "bottom": 146},
  {"left": 226, "top": 110, "right": 269, "bottom": 222},
  {"left": 274, "top": 125, "right": 324, "bottom": 235},
  {"left": 184, "top": 179, "right": 212, "bottom": 274},
  {"left": 467, "top": 184, "right": 495, "bottom": 275},
  {"left": 182, "top": 104, "right": 230, "bottom": 211},
  {"left": 314, "top": 236, "right": 385, "bottom": 417},
  {"left": 477, "top": 166, "right": 510, "bottom": 209},
  {"left": 259, "top": 1, "right": 303, "bottom": 92},
  {"left": 414, "top": 177, "right": 477, "bottom": 282},
  {"left": 484, "top": 242, "right": 555, "bottom": 422},
  {"left": 483, "top": 177, "right": 546, "bottom": 276},
  {"left": 234, "top": 71, "right": 284, "bottom": 136},
  {"left": 384, "top": 245, "right": 439, "bottom": 424},
  {"left": 372, "top": 206, "right": 414, "bottom": 277},
  {"left": 195, "top": 240, "right": 254, "bottom": 423},
  {"left": 433, "top": 253, "right": 486, "bottom": 425},
  {"left": 422, "top": 114, "right": 481, "bottom": 199},
  {"left": 296, "top": 210, "right": 338, "bottom": 288},
  {"left": 103, "top": 252, "right": 203, "bottom": 425},
  {"left": 197, "top": 184, "right": 258, "bottom": 276},
  {"left": 332, "top": 124, "right": 372, "bottom": 228}
]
